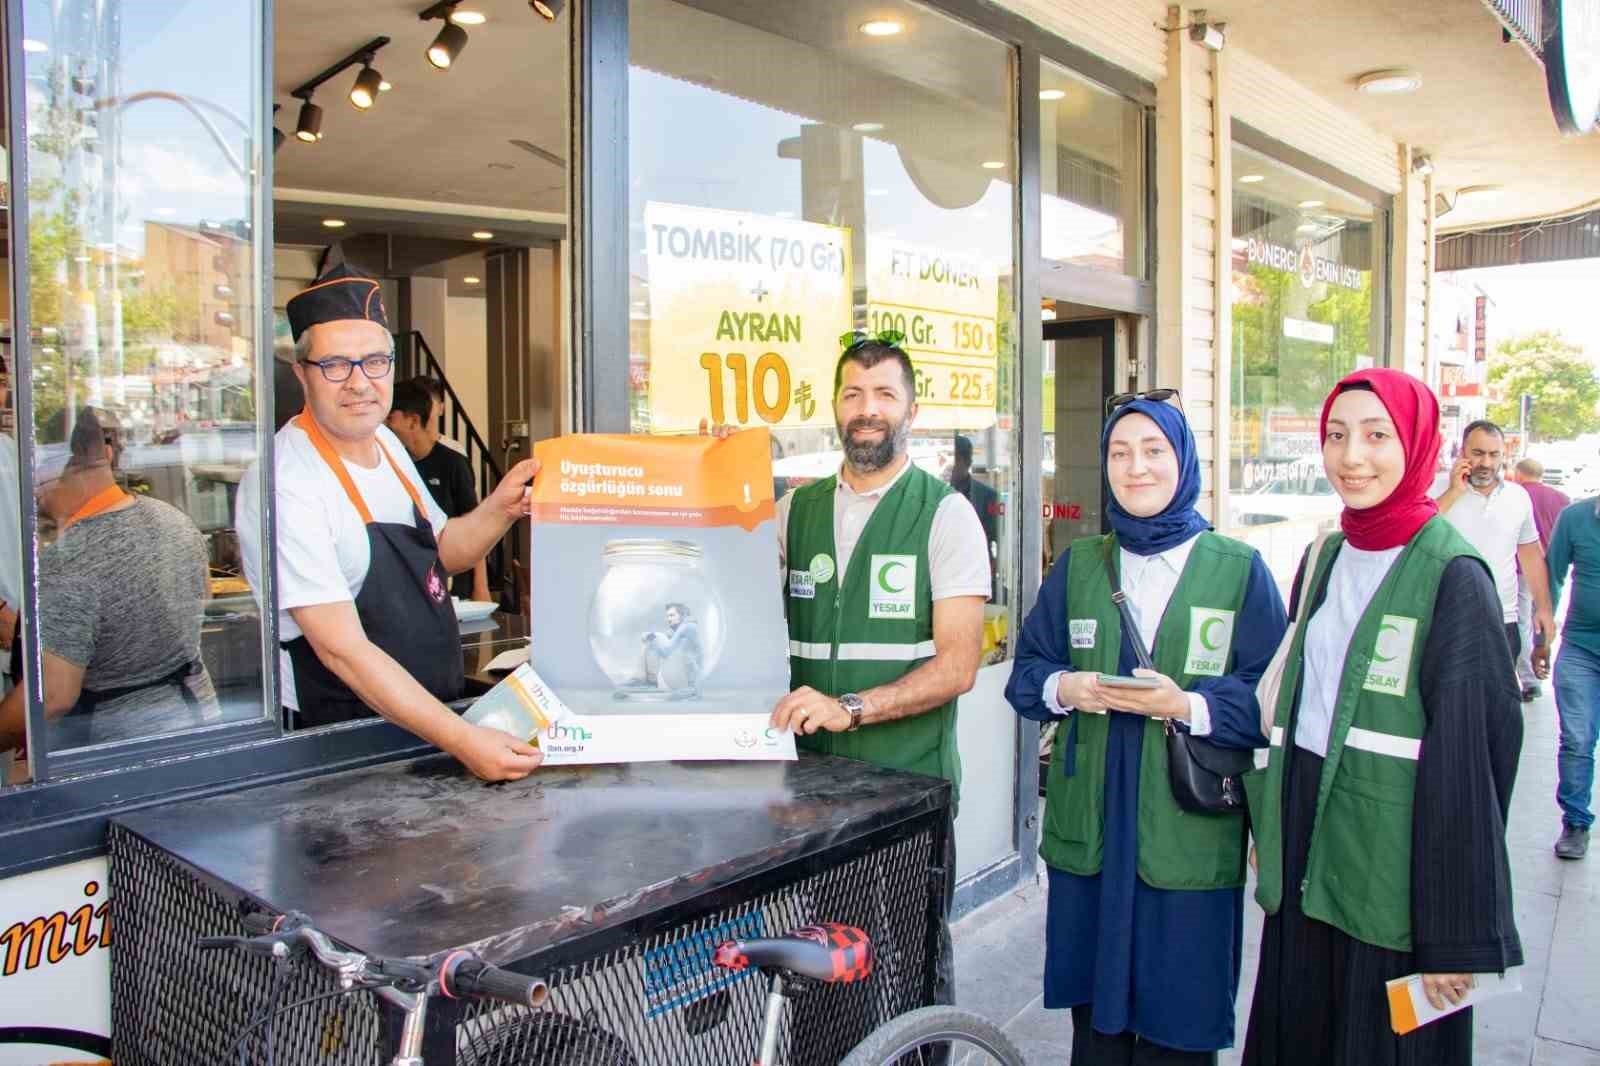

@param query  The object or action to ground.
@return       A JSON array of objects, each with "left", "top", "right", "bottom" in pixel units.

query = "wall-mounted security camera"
[{"left": 1189, "top": 10, "right": 1227, "bottom": 51}]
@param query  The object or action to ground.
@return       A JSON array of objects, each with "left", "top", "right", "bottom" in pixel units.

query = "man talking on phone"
[{"left": 1435, "top": 420, "right": 1556, "bottom": 668}]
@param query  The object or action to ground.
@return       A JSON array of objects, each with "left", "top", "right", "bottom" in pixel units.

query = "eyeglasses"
[
  {"left": 1105, "top": 387, "right": 1182, "bottom": 417},
  {"left": 838, "top": 329, "right": 906, "bottom": 352},
  {"left": 300, "top": 353, "right": 395, "bottom": 383}
]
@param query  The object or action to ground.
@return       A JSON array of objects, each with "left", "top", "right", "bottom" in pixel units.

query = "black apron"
[{"left": 283, "top": 414, "right": 463, "bottom": 728}]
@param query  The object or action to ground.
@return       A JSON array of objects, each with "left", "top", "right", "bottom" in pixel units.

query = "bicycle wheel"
[{"left": 838, "top": 1006, "right": 1026, "bottom": 1066}]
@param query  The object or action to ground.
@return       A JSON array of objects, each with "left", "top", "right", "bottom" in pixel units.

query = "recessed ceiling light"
[
  {"left": 472, "top": 230, "right": 494, "bottom": 240},
  {"left": 980, "top": 160, "right": 1005, "bottom": 170},
  {"left": 1355, "top": 68, "right": 1422, "bottom": 95},
  {"left": 1238, "top": 173, "right": 1264, "bottom": 184},
  {"left": 322, "top": 218, "right": 346, "bottom": 228},
  {"left": 851, "top": 122, "right": 884, "bottom": 133},
  {"left": 859, "top": 19, "right": 903, "bottom": 37},
  {"left": 463, "top": 275, "right": 481, "bottom": 284},
  {"left": 450, "top": 9, "right": 487, "bottom": 25},
  {"left": 22, "top": 39, "right": 48, "bottom": 53},
  {"left": 1298, "top": 199, "right": 1324, "bottom": 209},
  {"left": 1455, "top": 184, "right": 1504, "bottom": 203},
  {"left": 1038, "top": 89, "right": 1066, "bottom": 101}
]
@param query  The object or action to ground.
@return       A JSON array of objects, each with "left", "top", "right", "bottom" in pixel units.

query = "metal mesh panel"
[{"left": 110, "top": 818, "right": 939, "bottom": 1066}]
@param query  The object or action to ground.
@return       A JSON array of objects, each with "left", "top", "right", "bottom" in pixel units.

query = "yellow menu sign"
[
  {"left": 644, "top": 202, "right": 852, "bottom": 433},
  {"left": 866, "top": 239, "right": 999, "bottom": 431}
]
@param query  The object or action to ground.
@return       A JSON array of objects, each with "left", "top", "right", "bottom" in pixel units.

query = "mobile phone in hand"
[{"left": 1096, "top": 673, "right": 1161, "bottom": 690}]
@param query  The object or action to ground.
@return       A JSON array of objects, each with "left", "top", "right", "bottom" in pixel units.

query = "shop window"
[
  {"left": 1227, "top": 142, "right": 1386, "bottom": 541},
  {"left": 4, "top": 0, "right": 270, "bottom": 778},
  {"left": 1039, "top": 59, "right": 1145, "bottom": 279},
  {"left": 627, "top": 0, "right": 1019, "bottom": 625}
]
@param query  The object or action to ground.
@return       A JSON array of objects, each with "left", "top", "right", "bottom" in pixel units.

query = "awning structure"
[{"left": 1437, "top": 209, "right": 1600, "bottom": 271}]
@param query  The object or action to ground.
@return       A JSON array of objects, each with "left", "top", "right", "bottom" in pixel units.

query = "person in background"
[
  {"left": 1546, "top": 485, "right": 1600, "bottom": 860},
  {"left": 1007, "top": 392, "right": 1285, "bottom": 1065},
  {"left": 386, "top": 378, "right": 491, "bottom": 603},
  {"left": 1434, "top": 420, "right": 1556, "bottom": 670},
  {"left": 1245, "top": 370, "right": 1522, "bottom": 1066},
  {"left": 1510, "top": 457, "right": 1570, "bottom": 700},
  {"left": 0, "top": 406, "right": 218, "bottom": 752},
  {"left": 950, "top": 434, "right": 999, "bottom": 601},
  {"left": 414, "top": 375, "right": 467, "bottom": 456},
  {"left": 772, "top": 330, "right": 989, "bottom": 1021}
]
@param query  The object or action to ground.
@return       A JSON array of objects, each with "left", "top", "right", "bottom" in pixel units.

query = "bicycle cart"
[{"left": 106, "top": 753, "right": 953, "bottom": 1065}]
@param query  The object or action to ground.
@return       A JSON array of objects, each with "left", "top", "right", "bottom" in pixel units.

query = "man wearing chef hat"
[{"left": 237, "top": 263, "right": 543, "bottom": 781}]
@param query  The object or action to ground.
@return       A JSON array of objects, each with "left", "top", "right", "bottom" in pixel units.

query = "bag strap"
[
  {"left": 1293, "top": 531, "right": 1334, "bottom": 622},
  {"left": 1100, "top": 542, "right": 1156, "bottom": 673}
]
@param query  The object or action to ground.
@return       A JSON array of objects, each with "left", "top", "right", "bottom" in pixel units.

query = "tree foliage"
[{"left": 1486, "top": 330, "right": 1600, "bottom": 442}]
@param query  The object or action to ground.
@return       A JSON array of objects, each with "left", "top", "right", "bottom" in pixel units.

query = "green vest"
[
  {"left": 784, "top": 466, "right": 960, "bottom": 801},
  {"left": 1039, "top": 532, "right": 1255, "bottom": 890},
  {"left": 1247, "top": 517, "right": 1483, "bottom": 951}
]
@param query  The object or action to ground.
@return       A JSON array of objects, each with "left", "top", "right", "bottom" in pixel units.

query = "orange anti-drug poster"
[{"left": 517, "top": 429, "right": 796, "bottom": 764}]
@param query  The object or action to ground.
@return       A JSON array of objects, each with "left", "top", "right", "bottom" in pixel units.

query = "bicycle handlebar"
[
  {"left": 439, "top": 951, "right": 549, "bottom": 1009},
  {"left": 200, "top": 913, "right": 549, "bottom": 1010}
]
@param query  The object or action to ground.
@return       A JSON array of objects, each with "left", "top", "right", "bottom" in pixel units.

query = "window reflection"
[
  {"left": 628, "top": 0, "right": 1017, "bottom": 655},
  {"left": 1040, "top": 60, "right": 1144, "bottom": 278},
  {"left": 4, "top": 0, "right": 268, "bottom": 761}
]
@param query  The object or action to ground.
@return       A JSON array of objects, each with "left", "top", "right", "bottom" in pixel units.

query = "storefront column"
[
  {"left": 1154, "top": 4, "right": 1221, "bottom": 519},
  {"left": 1211, "top": 47, "right": 1233, "bottom": 534}
]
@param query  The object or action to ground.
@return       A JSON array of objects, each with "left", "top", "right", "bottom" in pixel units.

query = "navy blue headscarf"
[{"left": 1101, "top": 398, "right": 1212, "bottom": 556}]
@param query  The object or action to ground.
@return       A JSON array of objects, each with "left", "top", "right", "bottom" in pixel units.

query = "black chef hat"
[{"left": 286, "top": 263, "right": 389, "bottom": 342}]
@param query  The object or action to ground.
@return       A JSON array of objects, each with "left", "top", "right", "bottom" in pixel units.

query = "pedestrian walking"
[
  {"left": 1007, "top": 392, "right": 1287, "bottom": 1065},
  {"left": 1510, "top": 458, "right": 1570, "bottom": 700},
  {"left": 1434, "top": 421, "right": 1556, "bottom": 669},
  {"left": 1546, "top": 490, "right": 1600, "bottom": 860},
  {"left": 1244, "top": 370, "right": 1523, "bottom": 1066}
]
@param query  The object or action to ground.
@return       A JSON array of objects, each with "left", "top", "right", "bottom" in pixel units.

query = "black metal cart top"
[{"left": 111, "top": 753, "right": 950, "bottom": 966}]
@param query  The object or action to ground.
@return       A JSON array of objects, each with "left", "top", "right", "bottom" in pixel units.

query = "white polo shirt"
[
  {"left": 1443, "top": 479, "right": 1538, "bottom": 622},
  {"left": 237, "top": 421, "right": 448, "bottom": 709},
  {"left": 775, "top": 459, "right": 992, "bottom": 602}
]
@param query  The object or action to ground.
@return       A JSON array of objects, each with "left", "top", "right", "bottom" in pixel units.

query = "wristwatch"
[{"left": 839, "top": 693, "right": 865, "bottom": 732}]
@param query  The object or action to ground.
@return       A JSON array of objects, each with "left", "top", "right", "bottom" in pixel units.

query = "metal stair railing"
[{"left": 393, "top": 329, "right": 524, "bottom": 610}]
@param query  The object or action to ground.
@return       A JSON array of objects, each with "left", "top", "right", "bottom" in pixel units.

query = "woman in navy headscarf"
[{"left": 1006, "top": 393, "right": 1288, "bottom": 1065}]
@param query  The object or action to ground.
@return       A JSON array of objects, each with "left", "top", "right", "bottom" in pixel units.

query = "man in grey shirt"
[{"left": 0, "top": 407, "right": 216, "bottom": 753}]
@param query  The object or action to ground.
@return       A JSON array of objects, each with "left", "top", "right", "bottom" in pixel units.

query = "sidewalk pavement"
[{"left": 950, "top": 685, "right": 1600, "bottom": 1064}]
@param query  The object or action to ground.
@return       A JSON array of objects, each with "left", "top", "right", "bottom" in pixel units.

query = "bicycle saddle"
[{"left": 712, "top": 923, "right": 874, "bottom": 984}]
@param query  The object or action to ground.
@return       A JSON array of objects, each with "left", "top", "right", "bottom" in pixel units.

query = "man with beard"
[
  {"left": 1437, "top": 419, "right": 1556, "bottom": 665},
  {"left": 770, "top": 331, "right": 989, "bottom": 1020}
]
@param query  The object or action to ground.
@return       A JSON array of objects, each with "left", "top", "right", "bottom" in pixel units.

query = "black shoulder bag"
[{"left": 1102, "top": 549, "right": 1251, "bottom": 814}]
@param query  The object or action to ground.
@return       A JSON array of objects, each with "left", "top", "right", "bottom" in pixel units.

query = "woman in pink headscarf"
[{"left": 1244, "top": 369, "right": 1523, "bottom": 1066}]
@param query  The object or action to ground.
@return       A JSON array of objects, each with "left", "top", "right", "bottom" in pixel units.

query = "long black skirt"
[{"left": 1242, "top": 748, "right": 1473, "bottom": 1066}]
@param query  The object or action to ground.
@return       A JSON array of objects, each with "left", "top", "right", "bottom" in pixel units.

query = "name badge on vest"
[
  {"left": 1363, "top": 615, "right": 1418, "bottom": 697},
  {"left": 788, "top": 568, "right": 816, "bottom": 599},
  {"left": 1184, "top": 607, "right": 1235, "bottom": 677},
  {"left": 1069, "top": 619, "right": 1097, "bottom": 649},
  {"left": 868, "top": 554, "right": 917, "bottom": 619}
]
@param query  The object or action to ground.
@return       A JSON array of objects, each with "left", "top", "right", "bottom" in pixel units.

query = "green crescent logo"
[
  {"left": 1199, "top": 615, "right": 1224, "bottom": 651},
  {"left": 1374, "top": 621, "right": 1399, "bottom": 662},
  {"left": 878, "top": 559, "right": 908, "bottom": 594}
]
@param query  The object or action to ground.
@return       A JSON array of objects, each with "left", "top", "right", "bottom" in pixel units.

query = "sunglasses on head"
[
  {"left": 838, "top": 328, "right": 906, "bottom": 352},
  {"left": 1105, "top": 387, "right": 1182, "bottom": 418}
]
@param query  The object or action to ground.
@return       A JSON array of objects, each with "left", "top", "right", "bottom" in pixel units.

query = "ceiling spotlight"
[
  {"left": 1298, "top": 199, "right": 1324, "bottom": 209},
  {"left": 350, "top": 65, "right": 384, "bottom": 110},
  {"left": 451, "top": 8, "right": 487, "bottom": 23},
  {"left": 851, "top": 121, "right": 885, "bottom": 133},
  {"left": 323, "top": 219, "right": 346, "bottom": 229},
  {"left": 428, "top": 22, "right": 468, "bottom": 68},
  {"left": 530, "top": 0, "right": 565, "bottom": 19},
  {"left": 472, "top": 230, "right": 494, "bottom": 240},
  {"left": 859, "top": 19, "right": 903, "bottom": 36},
  {"left": 1039, "top": 88, "right": 1066, "bottom": 101},
  {"left": 1355, "top": 68, "right": 1422, "bottom": 94},
  {"left": 295, "top": 100, "right": 323, "bottom": 143},
  {"left": 1238, "top": 173, "right": 1265, "bottom": 183},
  {"left": 980, "top": 160, "right": 1005, "bottom": 170},
  {"left": 463, "top": 275, "right": 481, "bottom": 284}
]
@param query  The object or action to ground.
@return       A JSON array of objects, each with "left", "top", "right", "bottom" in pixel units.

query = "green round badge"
[{"left": 809, "top": 553, "right": 836, "bottom": 583}]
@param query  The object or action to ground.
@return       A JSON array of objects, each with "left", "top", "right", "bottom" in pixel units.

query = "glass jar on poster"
[{"left": 590, "top": 540, "right": 727, "bottom": 701}]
